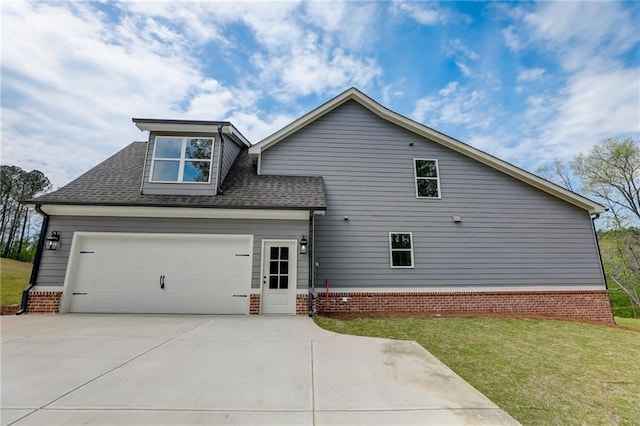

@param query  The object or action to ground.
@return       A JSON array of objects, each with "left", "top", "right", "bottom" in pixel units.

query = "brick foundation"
[
  {"left": 249, "top": 294, "right": 260, "bottom": 315},
  {"left": 296, "top": 294, "right": 309, "bottom": 315},
  {"left": 313, "top": 290, "right": 615, "bottom": 324},
  {"left": 26, "top": 291, "right": 62, "bottom": 313},
  {"left": 1, "top": 304, "right": 20, "bottom": 315}
]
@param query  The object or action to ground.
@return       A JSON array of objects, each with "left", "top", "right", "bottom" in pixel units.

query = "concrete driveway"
[{"left": 1, "top": 315, "right": 518, "bottom": 425}]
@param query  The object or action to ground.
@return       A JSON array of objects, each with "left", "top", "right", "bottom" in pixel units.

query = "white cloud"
[
  {"left": 502, "top": 26, "right": 522, "bottom": 51},
  {"left": 390, "top": 1, "right": 467, "bottom": 26},
  {"left": 539, "top": 69, "right": 640, "bottom": 155},
  {"left": 1, "top": 0, "right": 383, "bottom": 188},
  {"left": 412, "top": 82, "right": 492, "bottom": 131},
  {"left": 507, "top": 2, "right": 639, "bottom": 72},
  {"left": 518, "top": 68, "right": 546, "bottom": 82},
  {"left": 445, "top": 39, "right": 478, "bottom": 77},
  {"left": 491, "top": 1, "right": 640, "bottom": 169}
]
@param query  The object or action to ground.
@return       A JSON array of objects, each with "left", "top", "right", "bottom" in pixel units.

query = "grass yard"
[
  {"left": 316, "top": 316, "right": 640, "bottom": 426},
  {"left": 1, "top": 258, "right": 31, "bottom": 305},
  {"left": 615, "top": 316, "right": 640, "bottom": 330}
]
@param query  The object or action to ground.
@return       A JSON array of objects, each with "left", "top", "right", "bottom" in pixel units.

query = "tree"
[
  {"left": 571, "top": 137, "right": 640, "bottom": 224},
  {"left": 536, "top": 158, "right": 576, "bottom": 192},
  {"left": 0, "top": 165, "right": 51, "bottom": 261}
]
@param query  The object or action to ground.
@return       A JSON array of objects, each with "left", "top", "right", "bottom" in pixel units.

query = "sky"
[{"left": 2, "top": 0, "right": 639, "bottom": 191}]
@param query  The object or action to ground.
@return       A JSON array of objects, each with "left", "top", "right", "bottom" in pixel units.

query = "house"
[{"left": 22, "top": 88, "right": 614, "bottom": 322}]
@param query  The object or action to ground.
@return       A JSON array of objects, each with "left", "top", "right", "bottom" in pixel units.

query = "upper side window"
[
  {"left": 389, "top": 232, "right": 414, "bottom": 268},
  {"left": 151, "top": 137, "right": 214, "bottom": 183},
  {"left": 414, "top": 159, "right": 441, "bottom": 198}
]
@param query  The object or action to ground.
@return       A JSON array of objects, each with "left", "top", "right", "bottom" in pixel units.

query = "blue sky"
[{"left": 2, "top": 1, "right": 639, "bottom": 190}]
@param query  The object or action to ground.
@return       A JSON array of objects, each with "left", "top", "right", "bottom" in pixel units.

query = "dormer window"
[{"left": 150, "top": 137, "right": 214, "bottom": 183}]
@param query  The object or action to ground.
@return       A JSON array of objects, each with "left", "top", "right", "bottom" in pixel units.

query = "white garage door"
[{"left": 65, "top": 233, "right": 252, "bottom": 314}]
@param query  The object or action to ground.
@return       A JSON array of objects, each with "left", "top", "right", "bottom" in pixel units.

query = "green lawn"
[
  {"left": 316, "top": 316, "right": 640, "bottom": 426},
  {"left": 1, "top": 258, "right": 31, "bottom": 305},
  {"left": 615, "top": 317, "right": 640, "bottom": 330}
]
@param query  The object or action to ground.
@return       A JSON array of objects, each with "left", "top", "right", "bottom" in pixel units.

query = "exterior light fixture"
[
  {"left": 452, "top": 216, "right": 462, "bottom": 223},
  {"left": 46, "top": 231, "right": 60, "bottom": 250},
  {"left": 300, "top": 236, "right": 308, "bottom": 254}
]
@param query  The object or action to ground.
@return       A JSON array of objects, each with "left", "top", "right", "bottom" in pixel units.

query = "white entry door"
[{"left": 261, "top": 240, "right": 297, "bottom": 315}]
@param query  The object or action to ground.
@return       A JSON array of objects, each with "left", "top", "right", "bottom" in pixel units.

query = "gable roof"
[
  {"left": 249, "top": 88, "right": 605, "bottom": 215},
  {"left": 29, "top": 142, "right": 325, "bottom": 210}
]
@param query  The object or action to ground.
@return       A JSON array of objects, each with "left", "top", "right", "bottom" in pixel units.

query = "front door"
[{"left": 261, "top": 240, "right": 297, "bottom": 314}]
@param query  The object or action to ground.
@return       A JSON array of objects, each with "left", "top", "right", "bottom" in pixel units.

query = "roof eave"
[{"left": 28, "top": 200, "right": 326, "bottom": 211}]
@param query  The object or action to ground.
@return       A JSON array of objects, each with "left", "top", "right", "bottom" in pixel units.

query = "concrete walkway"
[{"left": 1, "top": 315, "right": 519, "bottom": 425}]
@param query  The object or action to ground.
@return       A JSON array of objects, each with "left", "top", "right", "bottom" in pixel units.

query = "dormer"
[{"left": 133, "top": 118, "right": 251, "bottom": 196}]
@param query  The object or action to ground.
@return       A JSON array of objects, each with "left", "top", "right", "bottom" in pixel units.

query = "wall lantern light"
[
  {"left": 300, "top": 236, "right": 308, "bottom": 254},
  {"left": 46, "top": 231, "right": 60, "bottom": 250}
]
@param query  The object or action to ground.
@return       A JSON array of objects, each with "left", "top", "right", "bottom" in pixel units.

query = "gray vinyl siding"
[
  {"left": 37, "top": 216, "right": 308, "bottom": 290},
  {"left": 260, "top": 100, "right": 605, "bottom": 289},
  {"left": 220, "top": 137, "right": 241, "bottom": 184},
  {"left": 141, "top": 132, "right": 220, "bottom": 195}
]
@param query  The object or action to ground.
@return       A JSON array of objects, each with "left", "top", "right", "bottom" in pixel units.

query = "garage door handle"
[{"left": 160, "top": 275, "right": 165, "bottom": 289}]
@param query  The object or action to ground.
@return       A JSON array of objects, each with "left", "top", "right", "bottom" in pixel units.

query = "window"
[
  {"left": 389, "top": 233, "right": 414, "bottom": 268},
  {"left": 268, "top": 246, "right": 289, "bottom": 289},
  {"left": 151, "top": 137, "right": 214, "bottom": 183},
  {"left": 414, "top": 159, "right": 441, "bottom": 198}
]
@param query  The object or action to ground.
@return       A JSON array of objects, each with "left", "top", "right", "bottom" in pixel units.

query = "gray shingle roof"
[{"left": 31, "top": 142, "right": 326, "bottom": 210}]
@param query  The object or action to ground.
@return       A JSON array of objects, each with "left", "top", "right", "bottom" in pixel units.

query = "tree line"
[{"left": 0, "top": 165, "right": 51, "bottom": 262}]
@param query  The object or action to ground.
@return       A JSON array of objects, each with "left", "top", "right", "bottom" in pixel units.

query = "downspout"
[
  {"left": 591, "top": 214, "right": 608, "bottom": 289},
  {"left": 307, "top": 210, "right": 314, "bottom": 317},
  {"left": 16, "top": 204, "right": 49, "bottom": 315},
  {"left": 217, "top": 125, "right": 225, "bottom": 195}
]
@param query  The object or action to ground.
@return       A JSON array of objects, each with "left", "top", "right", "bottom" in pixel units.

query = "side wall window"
[
  {"left": 414, "top": 159, "right": 441, "bottom": 198},
  {"left": 389, "top": 233, "right": 414, "bottom": 268}
]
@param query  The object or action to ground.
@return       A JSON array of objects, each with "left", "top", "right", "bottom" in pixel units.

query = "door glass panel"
[
  {"left": 266, "top": 244, "right": 291, "bottom": 290},
  {"left": 269, "top": 276, "right": 278, "bottom": 289}
]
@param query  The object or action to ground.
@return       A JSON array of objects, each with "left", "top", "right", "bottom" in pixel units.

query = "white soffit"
[{"left": 40, "top": 205, "right": 310, "bottom": 220}]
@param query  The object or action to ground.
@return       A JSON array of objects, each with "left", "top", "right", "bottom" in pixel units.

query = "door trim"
[{"left": 259, "top": 239, "right": 297, "bottom": 315}]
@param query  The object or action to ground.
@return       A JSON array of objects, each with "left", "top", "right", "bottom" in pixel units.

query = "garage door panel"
[{"left": 68, "top": 233, "right": 252, "bottom": 314}]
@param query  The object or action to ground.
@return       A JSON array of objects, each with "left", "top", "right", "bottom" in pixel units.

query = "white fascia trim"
[
  {"left": 223, "top": 125, "right": 251, "bottom": 148},
  {"left": 30, "top": 286, "right": 63, "bottom": 292},
  {"left": 136, "top": 123, "right": 224, "bottom": 133},
  {"left": 250, "top": 88, "right": 605, "bottom": 214},
  {"left": 40, "top": 205, "right": 310, "bottom": 220},
  {"left": 134, "top": 122, "right": 251, "bottom": 148},
  {"left": 315, "top": 285, "right": 607, "bottom": 293}
]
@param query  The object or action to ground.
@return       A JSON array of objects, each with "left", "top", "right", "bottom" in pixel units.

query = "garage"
[{"left": 61, "top": 232, "right": 253, "bottom": 314}]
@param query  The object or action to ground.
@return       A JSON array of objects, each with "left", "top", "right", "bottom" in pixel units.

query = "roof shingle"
[{"left": 31, "top": 142, "right": 326, "bottom": 210}]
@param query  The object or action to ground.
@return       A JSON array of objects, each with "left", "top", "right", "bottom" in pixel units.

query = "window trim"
[
  {"left": 388, "top": 232, "right": 414, "bottom": 269},
  {"left": 149, "top": 136, "right": 214, "bottom": 184},
  {"left": 413, "top": 158, "right": 441, "bottom": 199}
]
